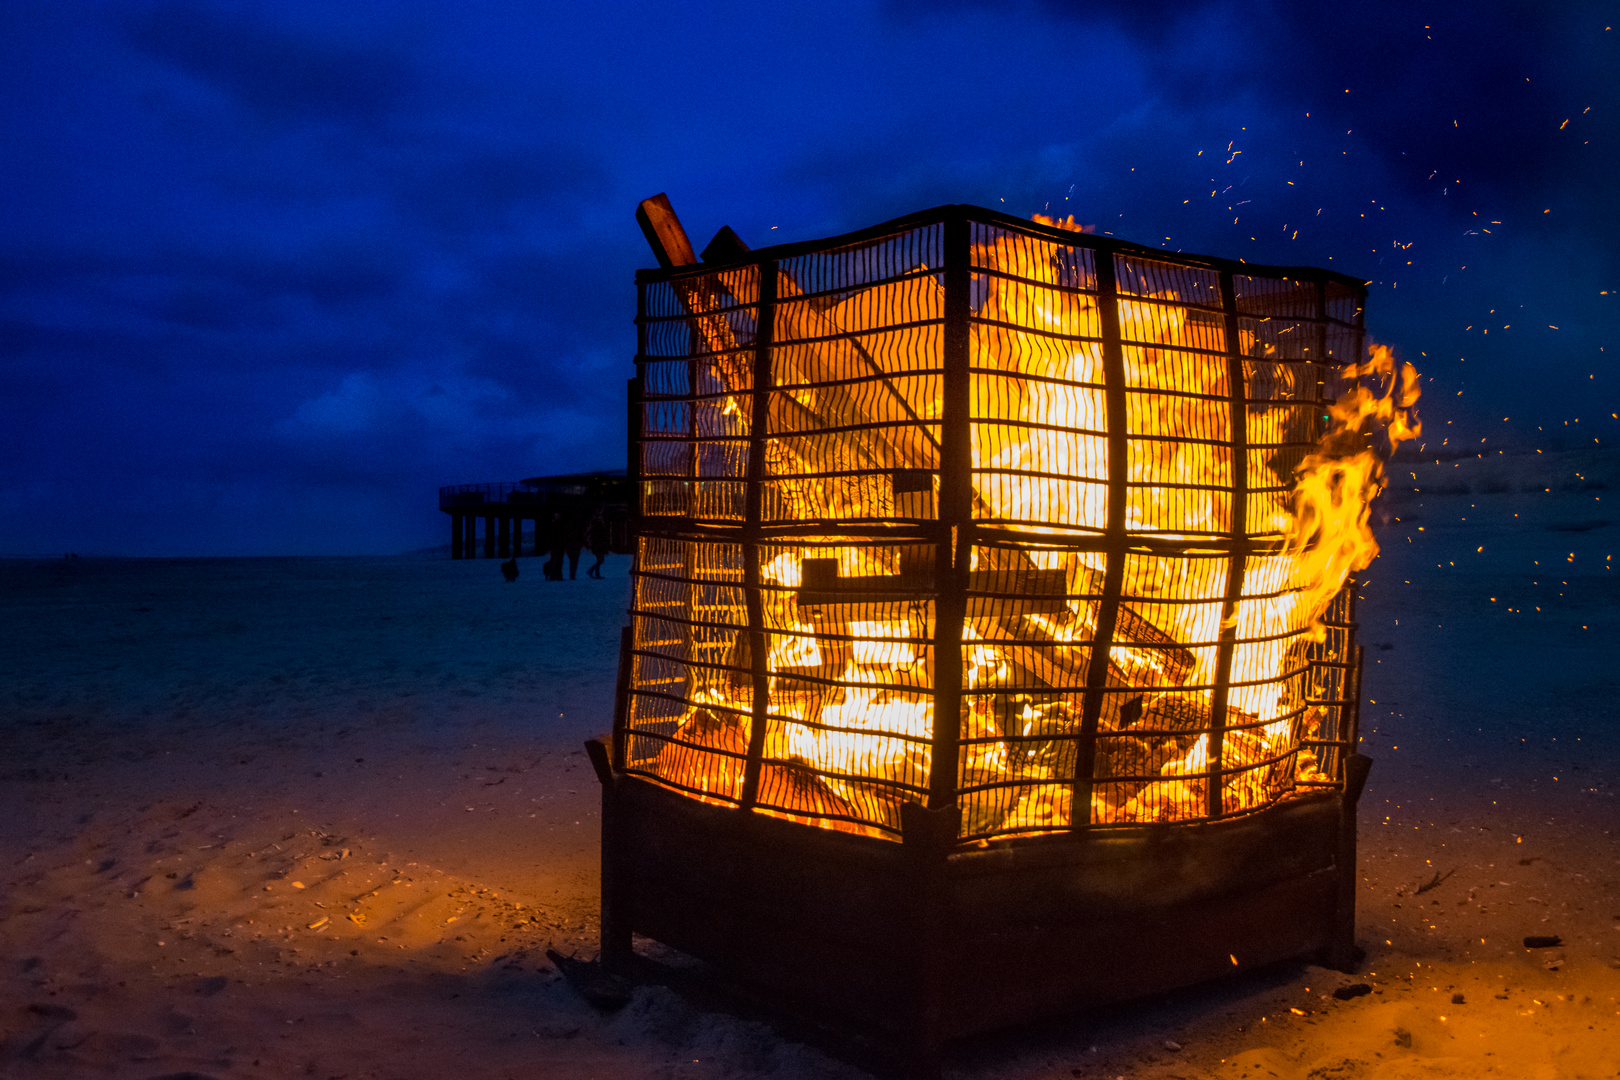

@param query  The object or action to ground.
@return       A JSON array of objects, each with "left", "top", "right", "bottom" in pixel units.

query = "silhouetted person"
[
  {"left": 544, "top": 510, "right": 566, "bottom": 581},
  {"left": 563, "top": 506, "right": 588, "bottom": 580},
  {"left": 585, "top": 506, "right": 610, "bottom": 579},
  {"left": 500, "top": 557, "right": 519, "bottom": 583}
]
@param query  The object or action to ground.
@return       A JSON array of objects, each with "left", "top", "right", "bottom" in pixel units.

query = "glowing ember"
[{"left": 627, "top": 209, "right": 1416, "bottom": 840}]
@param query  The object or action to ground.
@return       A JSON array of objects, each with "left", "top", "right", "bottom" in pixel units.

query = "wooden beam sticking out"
[
  {"left": 700, "top": 225, "right": 750, "bottom": 264},
  {"left": 636, "top": 193, "right": 697, "bottom": 268}
]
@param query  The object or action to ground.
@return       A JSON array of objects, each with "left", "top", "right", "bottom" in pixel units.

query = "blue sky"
[{"left": 2, "top": 0, "right": 1615, "bottom": 554}]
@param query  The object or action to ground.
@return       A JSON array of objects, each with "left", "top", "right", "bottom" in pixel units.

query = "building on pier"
[{"left": 438, "top": 470, "right": 633, "bottom": 560}]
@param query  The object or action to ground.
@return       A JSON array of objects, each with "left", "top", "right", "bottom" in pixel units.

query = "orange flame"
[{"left": 1288, "top": 343, "right": 1422, "bottom": 637}]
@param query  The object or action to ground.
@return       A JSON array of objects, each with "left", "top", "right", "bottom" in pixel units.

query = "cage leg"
[
  {"left": 599, "top": 889, "right": 633, "bottom": 974},
  {"left": 1325, "top": 753, "right": 1373, "bottom": 972},
  {"left": 898, "top": 802, "right": 956, "bottom": 1080},
  {"left": 893, "top": 912, "right": 944, "bottom": 1080},
  {"left": 586, "top": 738, "right": 634, "bottom": 974}
]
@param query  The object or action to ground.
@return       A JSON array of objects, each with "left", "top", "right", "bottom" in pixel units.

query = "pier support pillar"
[
  {"left": 484, "top": 516, "right": 496, "bottom": 558},
  {"left": 451, "top": 513, "right": 463, "bottom": 559},
  {"left": 464, "top": 514, "right": 476, "bottom": 558},
  {"left": 498, "top": 515, "right": 511, "bottom": 558}
]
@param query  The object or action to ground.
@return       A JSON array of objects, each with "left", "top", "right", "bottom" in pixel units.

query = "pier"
[{"left": 438, "top": 471, "right": 632, "bottom": 559}]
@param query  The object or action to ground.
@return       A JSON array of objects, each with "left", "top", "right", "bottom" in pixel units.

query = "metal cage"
[
  {"left": 593, "top": 205, "right": 1372, "bottom": 1078},
  {"left": 616, "top": 205, "right": 1364, "bottom": 843}
]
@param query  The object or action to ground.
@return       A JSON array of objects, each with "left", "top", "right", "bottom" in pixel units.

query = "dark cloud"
[
  {"left": 399, "top": 144, "right": 607, "bottom": 232},
  {"left": 0, "top": 243, "right": 405, "bottom": 347},
  {"left": 121, "top": 1, "right": 416, "bottom": 125}
]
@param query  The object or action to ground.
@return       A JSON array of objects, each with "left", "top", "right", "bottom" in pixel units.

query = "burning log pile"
[{"left": 619, "top": 198, "right": 1418, "bottom": 844}]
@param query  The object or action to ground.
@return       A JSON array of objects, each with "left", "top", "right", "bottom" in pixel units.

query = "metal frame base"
[{"left": 588, "top": 738, "right": 1368, "bottom": 1080}]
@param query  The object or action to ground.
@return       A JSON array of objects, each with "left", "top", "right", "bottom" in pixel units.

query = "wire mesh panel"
[
  {"left": 969, "top": 225, "right": 1106, "bottom": 536},
  {"left": 638, "top": 266, "right": 759, "bottom": 522},
  {"left": 623, "top": 535, "right": 751, "bottom": 804},
  {"left": 624, "top": 206, "right": 1372, "bottom": 845},
  {"left": 751, "top": 538, "right": 937, "bottom": 837},
  {"left": 763, "top": 227, "right": 945, "bottom": 525}
]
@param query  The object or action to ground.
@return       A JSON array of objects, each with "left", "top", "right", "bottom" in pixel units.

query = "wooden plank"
[{"left": 636, "top": 193, "right": 698, "bottom": 268}]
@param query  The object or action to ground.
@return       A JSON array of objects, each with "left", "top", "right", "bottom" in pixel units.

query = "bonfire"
[{"left": 620, "top": 199, "right": 1418, "bottom": 843}]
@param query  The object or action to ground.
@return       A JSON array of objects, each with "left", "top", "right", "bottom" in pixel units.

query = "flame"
[
  {"left": 635, "top": 217, "right": 1418, "bottom": 839},
  {"left": 1287, "top": 343, "right": 1422, "bottom": 636}
]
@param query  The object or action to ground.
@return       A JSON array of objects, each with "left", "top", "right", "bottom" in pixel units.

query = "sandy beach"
[{"left": 3, "top": 447, "right": 1619, "bottom": 1079}]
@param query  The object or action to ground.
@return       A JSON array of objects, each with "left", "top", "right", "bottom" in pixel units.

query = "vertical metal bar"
[
  {"left": 685, "top": 298, "right": 700, "bottom": 518},
  {"left": 612, "top": 625, "right": 632, "bottom": 773},
  {"left": 625, "top": 370, "right": 643, "bottom": 693},
  {"left": 1347, "top": 645, "right": 1364, "bottom": 769},
  {"left": 1342, "top": 283, "right": 1368, "bottom": 786},
  {"left": 1071, "top": 244, "right": 1128, "bottom": 827},
  {"left": 626, "top": 377, "right": 641, "bottom": 522},
  {"left": 624, "top": 287, "right": 648, "bottom": 781},
  {"left": 1206, "top": 270, "right": 1250, "bottom": 819},
  {"left": 1304, "top": 277, "right": 1328, "bottom": 775},
  {"left": 1330, "top": 576, "right": 1372, "bottom": 970},
  {"left": 739, "top": 261, "right": 776, "bottom": 810},
  {"left": 632, "top": 278, "right": 648, "bottom": 523},
  {"left": 929, "top": 212, "right": 970, "bottom": 814},
  {"left": 1334, "top": 583, "right": 1364, "bottom": 783},
  {"left": 1304, "top": 276, "right": 1339, "bottom": 777},
  {"left": 1351, "top": 282, "right": 1367, "bottom": 376},
  {"left": 1311, "top": 279, "right": 1329, "bottom": 443}
]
